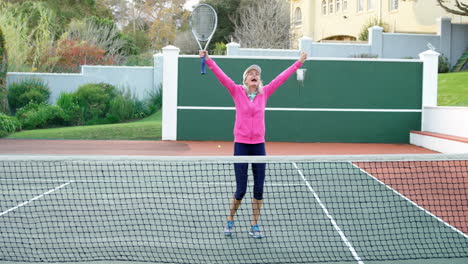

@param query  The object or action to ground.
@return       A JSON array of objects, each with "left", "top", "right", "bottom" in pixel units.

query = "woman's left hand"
[{"left": 299, "top": 52, "right": 307, "bottom": 63}]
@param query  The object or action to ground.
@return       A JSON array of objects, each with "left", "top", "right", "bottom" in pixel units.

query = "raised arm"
[
  {"left": 200, "top": 50, "right": 238, "bottom": 96},
  {"left": 264, "top": 52, "right": 308, "bottom": 98}
]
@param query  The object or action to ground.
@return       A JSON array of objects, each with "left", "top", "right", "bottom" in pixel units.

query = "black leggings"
[{"left": 233, "top": 142, "right": 266, "bottom": 200}]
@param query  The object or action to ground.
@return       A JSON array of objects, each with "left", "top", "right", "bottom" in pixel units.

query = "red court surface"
[{"left": 0, "top": 139, "right": 438, "bottom": 156}]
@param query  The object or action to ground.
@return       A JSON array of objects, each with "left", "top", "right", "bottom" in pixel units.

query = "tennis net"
[{"left": 0, "top": 154, "right": 467, "bottom": 263}]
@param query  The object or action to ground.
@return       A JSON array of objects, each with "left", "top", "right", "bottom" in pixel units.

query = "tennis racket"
[{"left": 190, "top": 4, "right": 217, "bottom": 75}]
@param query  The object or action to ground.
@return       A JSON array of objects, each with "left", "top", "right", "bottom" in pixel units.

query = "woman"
[{"left": 200, "top": 50, "right": 308, "bottom": 238}]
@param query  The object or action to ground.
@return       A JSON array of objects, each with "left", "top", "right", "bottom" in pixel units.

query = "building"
[{"left": 290, "top": 0, "right": 468, "bottom": 46}]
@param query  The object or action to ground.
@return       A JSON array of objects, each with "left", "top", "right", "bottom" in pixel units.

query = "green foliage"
[
  {"left": 358, "top": 17, "right": 389, "bottom": 41},
  {"left": 57, "top": 83, "right": 157, "bottom": 126},
  {"left": 42, "top": 0, "right": 112, "bottom": 34},
  {"left": 119, "top": 33, "right": 139, "bottom": 56},
  {"left": 0, "top": 0, "right": 113, "bottom": 72},
  {"left": 15, "top": 102, "right": 66, "bottom": 130},
  {"left": 438, "top": 54, "right": 450, "bottom": 73},
  {"left": 123, "top": 51, "right": 153, "bottom": 66},
  {"left": 74, "top": 83, "right": 117, "bottom": 124},
  {"left": 1, "top": 1, "right": 60, "bottom": 72},
  {"left": 107, "top": 95, "right": 136, "bottom": 123},
  {"left": 202, "top": 0, "right": 241, "bottom": 49},
  {"left": 56, "top": 92, "right": 82, "bottom": 125},
  {"left": 0, "top": 2, "right": 31, "bottom": 72},
  {"left": 213, "top": 42, "right": 227, "bottom": 55},
  {"left": 0, "top": 25, "right": 8, "bottom": 114},
  {"left": 0, "top": 112, "right": 19, "bottom": 137},
  {"left": 146, "top": 85, "right": 163, "bottom": 115},
  {"left": 7, "top": 78, "right": 50, "bottom": 113},
  {"left": 122, "top": 29, "right": 151, "bottom": 56}
]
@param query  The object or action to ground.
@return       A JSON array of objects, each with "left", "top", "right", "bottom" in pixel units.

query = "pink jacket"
[{"left": 206, "top": 59, "right": 303, "bottom": 144}]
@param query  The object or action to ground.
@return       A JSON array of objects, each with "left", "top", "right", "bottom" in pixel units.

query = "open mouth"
[{"left": 251, "top": 78, "right": 257, "bottom": 82}]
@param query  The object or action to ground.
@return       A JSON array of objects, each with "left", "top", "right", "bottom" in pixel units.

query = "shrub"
[
  {"left": 15, "top": 102, "right": 66, "bottom": 130},
  {"left": 74, "top": 83, "right": 117, "bottom": 124},
  {"left": 358, "top": 18, "right": 389, "bottom": 41},
  {"left": 438, "top": 55, "right": 450, "bottom": 73},
  {"left": 7, "top": 78, "right": 50, "bottom": 113},
  {"left": 56, "top": 92, "right": 82, "bottom": 125},
  {"left": 147, "top": 86, "right": 162, "bottom": 114},
  {"left": 213, "top": 42, "right": 227, "bottom": 55},
  {"left": 0, "top": 113, "right": 19, "bottom": 137},
  {"left": 106, "top": 95, "right": 135, "bottom": 123},
  {"left": 52, "top": 37, "right": 114, "bottom": 73}
]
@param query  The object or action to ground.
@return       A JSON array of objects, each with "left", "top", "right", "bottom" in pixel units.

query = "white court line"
[
  {"left": 0, "top": 181, "right": 73, "bottom": 217},
  {"left": 351, "top": 162, "right": 468, "bottom": 239},
  {"left": 293, "top": 162, "right": 364, "bottom": 264}
]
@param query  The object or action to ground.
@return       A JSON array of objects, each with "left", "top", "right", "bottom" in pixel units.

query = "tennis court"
[{"left": 1, "top": 155, "right": 467, "bottom": 264}]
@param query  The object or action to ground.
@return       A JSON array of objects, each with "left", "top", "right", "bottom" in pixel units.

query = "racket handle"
[{"left": 201, "top": 55, "right": 206, "bottom": 75}]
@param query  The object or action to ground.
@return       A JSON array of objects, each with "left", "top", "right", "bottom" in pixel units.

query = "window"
[
  {"left": 336, "top": 0, "right": 341, "bottom": 12},
  {"left": 390, "top": 0, "right": 398, "bottom": 10},
  {"left": 322, "top": 0, "right": 327, "bottom": 15},
  {"left": 343, "top": 0, "right": 348, "bottom": 11},
  {"left": 329, "top": 0, "right": 334, "bottom": 13},
  {"left": 368, "top": 0, "right": 374, "bottom": 10},
  {"left": 295, "top": 7, "right": 302, "bottom": 25},
  {"left": 357, "top": 0, "right": 364, "bottom": 12}
]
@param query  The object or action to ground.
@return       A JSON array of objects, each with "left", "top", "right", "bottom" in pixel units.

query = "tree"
[
  {"left": 103, "top": 0, "right": 148, "bottom": 34},
  {"left": 0, "top": 0, "right": 114, "bottom": 72},
  {"left": 202, "top": 0, "right": 241, "bottom": 50},
  {"left": 174, "top": 30, "right": 199, "bottom": 54},
  {"left": 232, "top": 0, "right": 290, "bottom": 49},
  {"left": 437, "top": 0, "right": 468, "bottom": 16},
  {"left": 0, "top": 26, "right": 8, "bottom": 113},
  {"left": 144, "top": 0, "right": 187, "bottom": 50},
  {"left": 52, "top": 37, "right": 114, "bottom": 73},
  {"left": 63, "top": 17, "right": 134, "bottom": 64},
  {"left": 0, "top": 1, "right": 58, "bottom": 72}
]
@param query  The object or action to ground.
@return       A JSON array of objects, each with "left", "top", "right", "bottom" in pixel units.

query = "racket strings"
[{"left": 191, "top": 6, "right": 217, "bottom": 42}]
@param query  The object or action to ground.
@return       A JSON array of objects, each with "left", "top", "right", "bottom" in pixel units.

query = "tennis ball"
[{"left": 217, "top": 145, "right": 222, "bottom": 148}]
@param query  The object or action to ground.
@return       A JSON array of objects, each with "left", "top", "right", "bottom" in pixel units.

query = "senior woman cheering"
[{"left": 199, "top": 50, "right": 307, "bottom": 238}]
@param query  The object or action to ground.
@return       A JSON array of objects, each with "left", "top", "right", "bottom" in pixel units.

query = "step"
[{"left": 410, "top": 131, "right": 468, "bottom": 154}]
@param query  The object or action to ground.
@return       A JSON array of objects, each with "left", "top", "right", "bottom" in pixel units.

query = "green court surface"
[{"left": 0, "top": 158, "right": 467, "bottom": 264}]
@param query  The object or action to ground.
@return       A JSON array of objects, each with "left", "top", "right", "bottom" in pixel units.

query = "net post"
[{"left": 162, "top": 45, "right": 180, "bottom": 140}]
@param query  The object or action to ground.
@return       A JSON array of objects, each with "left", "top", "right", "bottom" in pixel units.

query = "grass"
[
  {"left": 438, "top": 71, "right": 468, "bottom": 106},
  {"left": 6, "top": 111, "right": 162, "bottom": 140}
]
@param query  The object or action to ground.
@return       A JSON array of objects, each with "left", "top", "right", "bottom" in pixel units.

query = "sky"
[{"left": 184, "top": 0, "right": 200, "bottom": 11}]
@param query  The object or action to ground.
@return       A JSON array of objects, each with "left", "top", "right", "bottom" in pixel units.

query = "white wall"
[
  {"left": 7, "top": 65, "right": 157, "bottom": 104},
  {"left": 422, "top": 106, "right": 468, "bottom": 138}
]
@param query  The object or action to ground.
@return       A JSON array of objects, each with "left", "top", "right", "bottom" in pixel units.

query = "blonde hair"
[{"left": 242, "top": 81, "right": 264, "bottom": 94}]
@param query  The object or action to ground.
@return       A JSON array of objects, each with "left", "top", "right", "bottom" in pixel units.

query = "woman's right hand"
[
  {"left": 199, "top": 50, "right": 210, "bottom": 60},
  {"left": 299, "top": 52, "right": 308, "bottom": 63}
]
